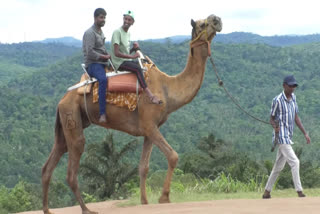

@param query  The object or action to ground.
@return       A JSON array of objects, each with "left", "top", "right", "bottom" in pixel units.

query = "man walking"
[
  {"left": 83, "top": 8, "right": 110, "bottom": 123},
  {"left": 262, "top": 75, "right": 311, "bottom": 199}
]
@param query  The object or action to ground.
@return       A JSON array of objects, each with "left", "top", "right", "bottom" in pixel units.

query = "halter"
[{"left": 190, "top": 19, "right": 211, "bottom": 57}]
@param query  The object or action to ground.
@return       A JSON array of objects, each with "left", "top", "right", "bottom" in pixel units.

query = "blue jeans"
[{"left": 88, "top": 63, "right": 107, "bottom": 116}]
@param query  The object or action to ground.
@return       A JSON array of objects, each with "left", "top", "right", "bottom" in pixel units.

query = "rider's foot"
[
  {"left": 149, "top": 95, "right": 163, "bottom": 105},
  {"left": 99, "top": 114, "right": 107, "bottom": 123}
]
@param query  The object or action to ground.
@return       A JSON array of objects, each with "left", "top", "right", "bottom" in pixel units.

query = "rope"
[{"left": 208, "top": 55, "right": 270, "bottom": 125}]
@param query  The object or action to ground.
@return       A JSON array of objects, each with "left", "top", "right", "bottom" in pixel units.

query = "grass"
[
  {"left": 119, "top": 188, "right": 320, "bottom": 207},
  {"left": 116, "top": 171, "right": 320, "bottom": 207}
]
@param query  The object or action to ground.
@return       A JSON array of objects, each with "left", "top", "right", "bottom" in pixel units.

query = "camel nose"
[
  {"left": 214, "top": 17, "right": 222, "bottom": 32},
  {"left": 208, "top": 14, "right": 222, "bottom": 32}
]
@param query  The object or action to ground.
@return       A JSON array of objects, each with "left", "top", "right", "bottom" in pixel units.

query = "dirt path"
[{"left": 18, "top": 197, "right": 320, "bottom": 214}]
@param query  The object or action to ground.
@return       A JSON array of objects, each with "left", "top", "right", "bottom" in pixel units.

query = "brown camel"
[{"left": 42, "top": 14, "right": 222, "bottom": 214}]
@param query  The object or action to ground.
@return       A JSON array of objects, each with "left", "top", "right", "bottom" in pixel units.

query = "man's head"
[
  {"left": 283, "top": 75, "right": 298, "bottom": 95},
  {"left": 123, "top": 10, "right": 134, "bottom": 20},
  {"left": 94, "top": 8, "right": 106, "bottom": 28},
  {"left": 122, "top": 10, "right": 135, "bottom": 31},
  {"left": 283, "top": 75, "right": 298, "bottom": 87}
]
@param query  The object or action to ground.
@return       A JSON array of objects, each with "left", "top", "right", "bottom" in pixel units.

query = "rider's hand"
[
  {"left": 131, "top": 52, "right": 140, "bottom": 59},
  {"left": 101, "top": 54, "right": 111, "bottom": 60},
  {"left": 133, "top": 42, "right": 139, "bottom": 49}
]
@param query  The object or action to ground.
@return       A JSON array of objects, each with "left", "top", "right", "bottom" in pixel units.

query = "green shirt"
[{"left": 111, "top": 27, "right": 132, "bottom": 70}]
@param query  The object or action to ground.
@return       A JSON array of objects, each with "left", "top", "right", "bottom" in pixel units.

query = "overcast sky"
[{"left": 0, "top": 0, "right": 319, "bottom": 44}]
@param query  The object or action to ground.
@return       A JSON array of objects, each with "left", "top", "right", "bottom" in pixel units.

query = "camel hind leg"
[
  {"left": 60, "top": 108, "right": 97, "bottom": 214},
  {"left": 42, "top": 109, "right": 68, "bottom": 214},
  {"left": 64, "top": 131, "right": 98, "bottom": 214},
  {"left": 42, "top": 142, "right": 67, "bottom": 214}
]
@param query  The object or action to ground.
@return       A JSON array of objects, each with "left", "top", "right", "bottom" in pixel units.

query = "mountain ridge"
[{"left": 35, "top": 32, "right": 320, "bottom": 47}]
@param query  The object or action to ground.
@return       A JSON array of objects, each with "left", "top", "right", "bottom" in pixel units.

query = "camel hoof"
[
  {"left": 141, "top": 198, "right": 149, "bottom": 205},
  {"left": 83, "top": 210, "right": 98, "bottom": 214},
  {"left": 44, "top": 210, "right": 54, "bottom": 214},
  {"left": 158, "top": 195, "right": 170, "bottom": 204}
]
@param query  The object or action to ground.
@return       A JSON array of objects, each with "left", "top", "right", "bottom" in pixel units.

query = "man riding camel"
[
  {"left": 110, "top": 10, "right": 162, "bottom": 105},
  {"left": 83, "top": 8, "right": 111, "bottom": 123}
]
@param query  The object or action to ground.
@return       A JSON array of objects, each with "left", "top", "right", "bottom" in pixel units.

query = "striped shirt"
[{"left": 270, "top": 91, "right": 298, "bottom": 144}]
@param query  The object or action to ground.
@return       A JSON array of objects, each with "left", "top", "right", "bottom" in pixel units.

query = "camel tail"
[{"left": 55, "top": 107, "right": 67, "bottom": 148}]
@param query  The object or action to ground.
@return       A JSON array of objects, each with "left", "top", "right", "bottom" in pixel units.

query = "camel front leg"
[
  {"left": 139, "top": 137, "right": 153, "bottom": 204},
  {"left": 150, "top": 129, "right": 178, "bottom": 203}
]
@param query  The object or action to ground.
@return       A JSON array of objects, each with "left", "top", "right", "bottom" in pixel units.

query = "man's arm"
[
  {"left": 270, "top": 115, "right": 280, "bottom": 133},
  {"left": 114, "top": 43, "right": 139, "bottom": 59},
  {"left": 84, "top": 31, "right": 110, "bottom": 61},
  {"left": 295, "top": 113, "right": 311, "bottom": 144}
]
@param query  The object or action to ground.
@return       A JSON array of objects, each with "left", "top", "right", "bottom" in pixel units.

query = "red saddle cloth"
[{"left": 108, "top": 73, "right": 143, "bottom": 93}]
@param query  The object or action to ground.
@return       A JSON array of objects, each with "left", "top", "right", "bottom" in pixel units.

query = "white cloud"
[{"left": 0, "top": 0, "right": 319, "bottom": 43}]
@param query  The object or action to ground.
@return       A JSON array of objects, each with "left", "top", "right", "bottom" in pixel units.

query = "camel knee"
[
  {"left": 73, "top": 134, "right": 86, "bottom": 154},
  {"left": 66, "top": 174, "right": 78, "bottom": 192},
  {"left": 168, "top": 151, "right": 178, "bottom": 169},
  {"left": 139, "top": 165, "right": 149, "bottom": 179}
]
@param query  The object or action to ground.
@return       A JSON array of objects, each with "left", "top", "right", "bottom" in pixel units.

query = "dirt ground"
[{"left": 18, "top": 197, "right": 320, "bottom": 214}]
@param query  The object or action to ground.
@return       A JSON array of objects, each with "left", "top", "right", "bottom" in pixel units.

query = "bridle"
[
  {"left": 190, "top": 19, "right": 212, "bottom": 57},
  {"left": 190, "top": 18, "right": 271, "bottom": 126}
]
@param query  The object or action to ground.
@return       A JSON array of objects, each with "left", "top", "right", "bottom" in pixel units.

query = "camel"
[{"left": 41, "top": 14, "right": 222, "bottom": 214}]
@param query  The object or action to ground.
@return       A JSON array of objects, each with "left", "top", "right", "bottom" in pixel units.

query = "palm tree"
[{"left": 79, "top": 133, "right": 138, "bottom": 199}]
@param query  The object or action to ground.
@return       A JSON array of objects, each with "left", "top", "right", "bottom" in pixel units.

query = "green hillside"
[{"left": 0, "top": 39, "right": 320, "bottom": 212}]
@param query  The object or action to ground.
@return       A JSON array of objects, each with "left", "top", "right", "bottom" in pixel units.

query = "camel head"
[{"left": 191, "top": 14, "right": 222, "bottom": 42}]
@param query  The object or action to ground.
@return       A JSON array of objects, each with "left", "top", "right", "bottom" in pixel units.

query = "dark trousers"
[
  {"left": 88, "top": 63, "right": 107, "bottom": 116},
  {"left": 118, "top": 61, "right": 147, "bottom": 89}
]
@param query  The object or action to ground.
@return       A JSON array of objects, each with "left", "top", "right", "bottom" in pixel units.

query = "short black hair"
[{"left": 94, "top": 8, "right": 106, "bottom": 17}]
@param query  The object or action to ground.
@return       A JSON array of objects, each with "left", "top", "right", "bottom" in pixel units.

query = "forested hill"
[
  {"left": 37, "top": 32, "right": 320, "bottom": 47},
  {"left": 146, "top": 33, "right": 320, "bottom": 46},
  {"left": 0, "top": 42, "right": 79, "bottom": 84},
  {"left": 0, "top": 37, "right": 320, "bottom": 188}
]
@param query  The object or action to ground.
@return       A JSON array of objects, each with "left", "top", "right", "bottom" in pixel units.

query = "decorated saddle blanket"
[{"left": 77, "top": 61, "right": 154, "bottom": 111}]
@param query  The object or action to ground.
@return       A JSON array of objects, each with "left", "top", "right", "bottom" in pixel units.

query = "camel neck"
[{"left": 166, "top": 44, "right": 208, "bottom": 112}]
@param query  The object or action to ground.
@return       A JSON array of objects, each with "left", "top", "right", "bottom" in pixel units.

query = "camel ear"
[{"left": 191, "top": 19, "right": 196, "bottom": 28}]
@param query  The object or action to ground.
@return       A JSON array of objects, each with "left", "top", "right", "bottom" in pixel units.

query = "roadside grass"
[{"left": 119, "top": 188, "right": 320, "bottom": 207}]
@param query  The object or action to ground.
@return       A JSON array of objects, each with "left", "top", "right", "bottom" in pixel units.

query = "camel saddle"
[{"left": 77, "top": 67, "right": 144, "bottom": 95}]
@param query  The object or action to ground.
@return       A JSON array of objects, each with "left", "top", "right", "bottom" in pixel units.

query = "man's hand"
[
  {"left": 305, "top": 133, "right": 311, "bottom": 144},
  {"left": 131, "top": 52, "right": 140, "bottom": 59},
  {"left": 101, "top": 54, "right": 111, "bottom": 60},
  {"left": 274, "top": 126, "right": 280, "bottom": 133},
  {"left": 130, "top": 42, "right": 141, "bottom": 54},
  {"left": 133, "top": 42, "right": 139, "bottom": 49}
]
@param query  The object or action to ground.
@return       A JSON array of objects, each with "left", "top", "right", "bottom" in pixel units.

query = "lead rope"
[{"left": 208, "top": 55, "right": 270, "bottom": 125}]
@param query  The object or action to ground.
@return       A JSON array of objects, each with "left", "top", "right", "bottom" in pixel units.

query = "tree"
[
  {"left": 180, "top": 133, "right": 267, "bottom": 182},
  {"left": 79, "top": 133, "right": 139, "bottom": 199}
]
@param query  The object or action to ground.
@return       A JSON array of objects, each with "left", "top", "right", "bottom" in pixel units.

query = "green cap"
[{"left": 123, "top": 10, "right": 134, "bottom": 20}]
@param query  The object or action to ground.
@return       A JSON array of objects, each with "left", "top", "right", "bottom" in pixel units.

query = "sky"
[{"left": 0, "top": 0, "right": 319, "bottom": 44}]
